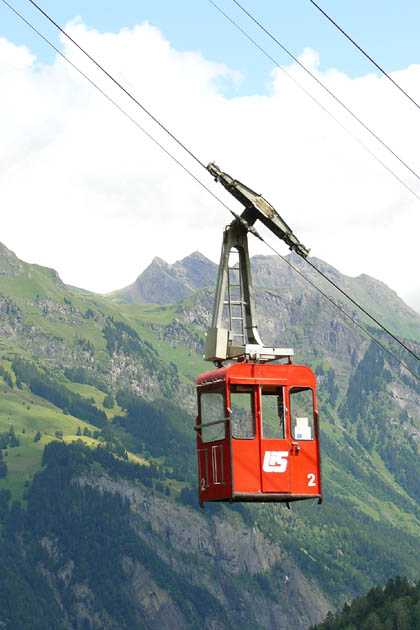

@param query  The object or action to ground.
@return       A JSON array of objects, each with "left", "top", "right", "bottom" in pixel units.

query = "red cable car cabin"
[{"left": 196, "top": 362, "right": 322, "bottom": 505}]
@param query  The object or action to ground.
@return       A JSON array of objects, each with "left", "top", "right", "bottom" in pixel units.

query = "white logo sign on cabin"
[{"left": 263, "top": 450, "right": 289, "bottom": 473}]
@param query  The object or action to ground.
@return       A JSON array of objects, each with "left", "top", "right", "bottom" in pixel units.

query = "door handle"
[{"left": 291, "top": 441, "right": 301, "bottom": 455}]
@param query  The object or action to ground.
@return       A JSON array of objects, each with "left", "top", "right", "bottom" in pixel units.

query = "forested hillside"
[
  {"left": 313, "top": 576, "right": 420, "bottom": 629},
  {"left": 0, "top": 441, "right": 228, "bottom": 629},
  {"left": 0, "top": 241, "right": 419, "bottom": 628}
]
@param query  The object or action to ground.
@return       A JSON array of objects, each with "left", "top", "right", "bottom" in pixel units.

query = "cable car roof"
[{"left": 197, "top": 362, "right": 316, "bottom": 387}]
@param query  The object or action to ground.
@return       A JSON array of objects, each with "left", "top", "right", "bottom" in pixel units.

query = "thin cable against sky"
[
  {"left": 228, "top": 0, "right": 420, "bottom": 185},
  {"left": 310, "top": 0, "right": 420, "bottom": 113},
  {"left": 256, "top": 232, "right": 420, "bottom": 383},
  {"left": 304, "top": 257, "right": 420, "bottom": 363},
  {"left": 28, "top": 0, "right": 207, "bottom": 173},
  {"left": 0, "top": 0, "right": 235, "bottom": 218},
  {"left": 2, "top": 0, "right": 419, "bottom": 377},
  {"left": 30, "top": 0, "right": 420, "bottom": 198},
  {"left": 208, "top": 0, "right": 420, "bottom": 203}
]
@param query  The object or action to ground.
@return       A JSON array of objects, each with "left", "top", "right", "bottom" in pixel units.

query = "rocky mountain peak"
[
  {"left": 182, "top": 251, "right": 211, "bottom": 262},
  {"left": 150, "top": 257, "right": 169, "bottom": 268},
  {"left": 0, "top": 241, "right": 24, "bottom": 277},
  {"left": 114, "top": 252, "right": 218, "bottom": 305}
]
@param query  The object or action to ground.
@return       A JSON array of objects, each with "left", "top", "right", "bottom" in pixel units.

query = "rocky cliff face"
[
  {"left": 168, "top": 285, "right": 367, "bottom": 377},
  {"left": 114, "top": 252, "right": 218, "bottom": 304},
  {"left": 112, "top": 251, "right": 420, "bottom": 342},
  {"left": 75, "top": 473, "right": 330, "bottom": 629},
  {"left": 0, "top": 242, "right": 24, "bottom": 277}
]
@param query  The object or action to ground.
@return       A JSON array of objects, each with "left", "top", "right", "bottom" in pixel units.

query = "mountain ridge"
[
  {"left": 110, "top": 251, "right": 218, "bottom": 305},
  {"left": 110, "top": 249, "right": 420, "bottom": 342},
  {"left": 0, "top": 240, "right": 419, "bottom": 627}
]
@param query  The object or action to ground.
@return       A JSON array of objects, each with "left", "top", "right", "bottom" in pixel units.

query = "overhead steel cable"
[
  {"left": 227, "top": 0, "right": 420, "bottom": 185},
  {"left": 303, "top": 257, "right": 420, "bottom": 363},
  {"left": 22, "top": 0, "right": 420, "bottom": 205},
  {"left": 30, "top": 0, "right": 420, "bottom": 198},
  {"left": 251, "top": 230, "right": 420, "bottom": 383},
  {"left": 208, "top": 0, "right": 420, "bottom": 203},
  {"left": 27, "top": 0, "right": 207, "bottom": 172},
  {"left": 207, "top": 2, "right": 420, "bottom": 363},
  {"left": 3, "top": 0, "right": 419, "bottom": 380},
  {"left": 1, "top": 0, "right": 235, "bottom": 215},
  {"left": 310, "top": 0, "right": 420, "bottom": 113}
]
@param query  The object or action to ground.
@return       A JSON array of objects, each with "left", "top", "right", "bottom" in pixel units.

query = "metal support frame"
[
  {"left": 205, "top": 217, "right": 294, "bottom": 362},
  {"left": 212, "top": 219, "right": 262, "bottom": 345},
  {"left": 204, "top": 162, "right": 308, "bottom": 364}
]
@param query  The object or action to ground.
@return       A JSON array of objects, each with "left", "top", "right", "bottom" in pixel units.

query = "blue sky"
[
  {"left": 1, "top": 0, "right": 420, "bottom": 311},
  {"left": 2, "top": 0, "right": 420, "bottom": 96}
]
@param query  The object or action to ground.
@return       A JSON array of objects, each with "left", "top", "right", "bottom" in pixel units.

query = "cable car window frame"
[
  {"left": 199, "top": 389, "right": 228, "bottom": 444},
  {"left": 289, "top": 387, "right": 315, "bottom": 441},
  {"left": 229, "top": 385, "right": 256, "bottom": 440},
  {"left": 260, "top": 385, "right": 287, "bottom": 440}
]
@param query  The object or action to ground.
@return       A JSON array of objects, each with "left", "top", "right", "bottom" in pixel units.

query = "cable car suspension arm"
[{"left": 207, "top": 162, "right": 309, "bottom": 258}]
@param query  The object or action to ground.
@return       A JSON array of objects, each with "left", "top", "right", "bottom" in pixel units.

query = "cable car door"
[
  {"left": 288, "top": 387, "right": 321, "bottom": 496},
  {"left": 229, "top": 385, "right": 260, "bottom": 494},
  {"left": 198, "top": 388, "right": 231, "bottom": 501},
  {"left": 259, "top": 386, "right": 291, "bottom": 494}
]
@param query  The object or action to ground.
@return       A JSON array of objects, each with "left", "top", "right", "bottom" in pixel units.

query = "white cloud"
[
  {"left": 1, "top": 23, "right": 420, "bottom": 313},
  {"left": 0, "top": 36, "right": 35, "bottom": 69}
]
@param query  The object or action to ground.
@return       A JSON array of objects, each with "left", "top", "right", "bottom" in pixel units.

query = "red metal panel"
[
  {"left": 197, "top": 443, "right": 233, "bottom": 502},
  {"left": 232, "top": 438, "right": 261, "bottom": 494},
  {"left": 289, "top": 441, "right": 321, "bottom": 495},
  {"left": 197, "top": 448, "right": 210, "bottom": 491},
  {"left": 259, "top": 439, "right": 292, "bottom": 493}
]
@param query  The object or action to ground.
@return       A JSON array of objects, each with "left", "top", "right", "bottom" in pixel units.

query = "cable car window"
[
  {"left": 230, "top": 386, "right": 256, "bottom": 439},
  {"left": 200, "top": 391, "right": 226, "bottom": 443},
  {"left": 290, "top": 388, "right": 315, "bottom": 441},
  {"left": 261, "top": 386, "right": 285, "bottom": 439}
]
